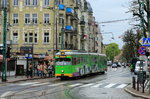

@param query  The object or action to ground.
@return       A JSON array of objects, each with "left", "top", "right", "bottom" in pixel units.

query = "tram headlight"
[{"left": 61, "top": 70, "right": 64, "bottom": 73}]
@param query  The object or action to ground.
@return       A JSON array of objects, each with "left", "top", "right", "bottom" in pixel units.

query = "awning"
[{"left": 44, "top": 56, "right": 54, "bottom": 61}]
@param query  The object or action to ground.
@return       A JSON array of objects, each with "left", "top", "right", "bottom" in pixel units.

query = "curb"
[
  {"left": 0, "top": 77, "right": 54, "bottom": 84},
  {"left": 124, "top": 87, "right": 150, "bottom": 99}
]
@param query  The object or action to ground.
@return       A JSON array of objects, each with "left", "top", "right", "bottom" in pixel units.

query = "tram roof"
[{"left": 55, "top": 51, "right": 106, "bottom": 56}]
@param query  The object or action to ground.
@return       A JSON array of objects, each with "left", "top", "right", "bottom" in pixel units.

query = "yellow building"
[
  {"left": 0, "top": 0, "right": 103, "bottom": 57},
  {"left": 0, "top": 0, "right": 55, "bottom": 57}
]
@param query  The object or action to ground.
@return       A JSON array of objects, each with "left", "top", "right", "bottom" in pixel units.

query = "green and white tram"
[{"left": 55, "top": 50, "right": 107, "bottom": 79}]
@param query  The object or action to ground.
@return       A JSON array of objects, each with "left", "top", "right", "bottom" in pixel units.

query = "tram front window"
[{"left": 56, "top": 58, "right": 71, "bottom": 66}]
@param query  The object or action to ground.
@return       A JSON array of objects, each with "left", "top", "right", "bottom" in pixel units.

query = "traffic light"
[{"left": 6, "top": 46, "right": 11, "bottom": 58}]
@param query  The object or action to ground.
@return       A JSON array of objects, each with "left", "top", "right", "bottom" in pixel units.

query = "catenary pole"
[{"left": 1, "top": 0, "right": 7, "bottom": 82}]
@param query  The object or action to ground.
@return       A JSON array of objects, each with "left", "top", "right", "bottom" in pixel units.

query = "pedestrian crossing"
[{"left": 15, "top": 82, "right": 128, "bottom": 89}]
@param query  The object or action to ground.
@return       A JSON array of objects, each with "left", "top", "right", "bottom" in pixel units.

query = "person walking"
[
  {"left": 36, "top": 63, "right": 40, "bottom": 76},
  {"left": 130, "top": 64, "right": 133, "bottom": 73},
  {"left": 48, "top": 63, "right": 53, "bottom": 77},
  {"left": 43, "top": 62, "right": 48, "bottom": 77},
  {"left": 40, "top": 63, "right": 44, "bottom": 78},
  {"left": 27, "top": 63, "right": 33, "bottom": 78}
]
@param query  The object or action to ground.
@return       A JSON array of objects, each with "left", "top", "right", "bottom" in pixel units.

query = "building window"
[
  {"left": 32, "top": 14, "right": 37, "bottom": 24},
  {"left": 0, "top": 16, "right": 2, "bottom": 24},
  {"left": 44, "top": 0, "right": 50, "bottom": 6},
  {"left": 34, "top": 33, "right": 37, "bottom": 43},
  {"left": 25, "top": 14, "right": 30, "bottom": 24},
  {"left": 44, "top": 32, "right": 49, "bottom": 43},
  {"left": 25, "top": 0, "right": 30, "bottom": 6},
  {"left": 25, "top": 33, "right": 28, "bottom": 43},
  {"left": 13, "top": 13, "right": 18, "bottom": 24},
  {"left": 13, "top": 32, "right": 18, "bottom": 44},
  {"left": 44, "top": 14, "right": 49, "bottom": 24},
  {"left": 13, "top": 0, "right": 18, "bottom": 6},
  {"left": 59, "top": 33, "right": 61, "bottom": 44},
  {"left": 32, "top": 0, "right": 38, "bottom": 6},
  {"left": 29, "top": 33, "right": 33, "bottom": 43},
  {"left": 24, "top": 33, "right": 37, "bottom": 43},
  {"left": 59, "top": 14, "right": 64, "bottom": 24}
]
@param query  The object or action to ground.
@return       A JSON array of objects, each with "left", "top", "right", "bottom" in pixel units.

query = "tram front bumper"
[{"left": 55, "top": 74, "right": 73, "bottom": 77}]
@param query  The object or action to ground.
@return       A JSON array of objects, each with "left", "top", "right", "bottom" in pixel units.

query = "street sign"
[
  {"left": 139, "top": 38, "right": 150, "bottom": 46},
  {"left": 138, "top": 46, "right": 146, "bottom": 55},
  {"left": 25, "top": 54, "right": 32, "bottom": 59}
]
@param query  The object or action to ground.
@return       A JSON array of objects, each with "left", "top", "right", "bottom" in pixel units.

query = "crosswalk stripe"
[
  {"left": 116, "top": 84, "right": 127, "bottom": 88},
  {"left": 19, "top": 82, "right": 39, "bottom": 86},
  {"left": 79, "top": 83, "right": 94, "bottom": 87},
  {"left": 31, "top": 82, "right": 49, "bottom": 86},
  {"left": 69, "top": 83, "right": 82, "bottom": 87},
  {"left": 104, "top": 83, "right": 116, "bottom": 88},
  {"left": 47, "top": 83, "right": 65, "bottom": 87},
  {"left": 91, "top": 83, "right": 103, "bottom": 88}
]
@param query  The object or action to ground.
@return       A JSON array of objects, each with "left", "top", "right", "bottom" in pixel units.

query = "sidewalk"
[
  {"left": 0, "top": 75, "right": 50, "bottom": 84},
  {"left": 125, "top": 84, "right": 150, "bottom": 99}
]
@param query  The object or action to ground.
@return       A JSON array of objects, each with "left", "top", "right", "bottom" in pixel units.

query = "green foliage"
[
  {"left": 105, "top": 43, "right": 121, "bottom": 61},
  {"left": 122, "top": 29, "right": 142, "bottom": 61}
]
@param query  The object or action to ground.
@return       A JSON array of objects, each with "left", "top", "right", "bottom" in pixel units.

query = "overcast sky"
[{"left": 87, "top": 0, "right": 133, "bottom": 49}]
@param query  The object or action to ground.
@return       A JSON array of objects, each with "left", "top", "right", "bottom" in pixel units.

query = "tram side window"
[
  {"left": 55, "top": 58, "right": 71, "bottom": 65},
  {"left": 72, "top": 57, "right": 76, "bottom": 65},
  {"left": 77, "top": 57, "right": 80, "bottom": 64}
]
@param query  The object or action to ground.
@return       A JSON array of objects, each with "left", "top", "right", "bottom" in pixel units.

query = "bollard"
[
  {"left": 137, "top": 78, "right": 139, "bottom": 91},
  {"left": 132, "top": 76, "right": 136, "bottom": 89},
  {"left": 142, "top": 80, "right": 145, "bottom": 93}
]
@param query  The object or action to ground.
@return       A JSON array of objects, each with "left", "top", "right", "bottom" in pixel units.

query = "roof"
[{"left": 55, "top": 51, "right": 106, "bottom": 56}]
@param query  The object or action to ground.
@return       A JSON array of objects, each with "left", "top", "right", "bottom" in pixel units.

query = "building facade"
[{"left": 0, "top": 0, "right": 103, "bottom": 57}]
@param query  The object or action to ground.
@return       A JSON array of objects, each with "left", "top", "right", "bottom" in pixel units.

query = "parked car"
[
  {"left": 112, "top": 63, "right": 117, "bottom": 68},
  {"left": 134, "top": 61, "right": 149, "bottom": 76}
]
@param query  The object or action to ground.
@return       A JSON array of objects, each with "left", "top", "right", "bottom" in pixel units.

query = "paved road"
[{"left": 0, "top": 67, "right": 144, "bottom": 99}]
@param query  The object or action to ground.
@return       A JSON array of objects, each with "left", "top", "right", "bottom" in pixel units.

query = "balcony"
[
  {"left": 65, "top": 25, "right": 73, "bottom": 33},
  {"left": 66, "top": 8, "right": 74, "bottom": 16},
  {"left": 80, "top": 20, "right": 85, "bottom": 26},
  {"left": 80, "top": 16, "right": 85, "bottom": 26},
  {"left": 59, "top": 4, "right": 65, "bottom": 10},
  {"left": 71, "top": 11, "right": 78, "bottom": 20}
]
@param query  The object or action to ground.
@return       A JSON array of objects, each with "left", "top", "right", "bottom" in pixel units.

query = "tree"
[
  {"left": 105, "top": 43, "right": 121, "bottom": 61},
  {"left": 129, "top": 0, "right": 150, "bottom": 37},
  {"left": 122, "top": 29, "right": 142, "bottom": 61}
]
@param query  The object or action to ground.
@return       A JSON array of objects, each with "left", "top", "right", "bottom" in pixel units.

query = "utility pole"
[
  {"left": 140, "top": 0, "right": 145, "bottom": 37},
  {"left": 1, "top": 0, "right": 7, "bottom": 82}
]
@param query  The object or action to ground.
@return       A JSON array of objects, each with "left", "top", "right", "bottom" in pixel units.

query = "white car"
[
  {"left": 112, "top": 63, "right": 117, "bottom": 68},
  {"left": 134, "top": 61, "right": 149, "bottom": 76}
]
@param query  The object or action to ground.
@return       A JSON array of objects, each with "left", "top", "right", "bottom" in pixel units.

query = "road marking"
[
  {"left": 19, "top": 82, "right": 39, "bottom": 86},
  {"left": 31, "top": 82, "right": 49, "bottom": 86},
  {"left": 116, "top": 84, "right": 127, "bottom": 88},
  {"left": 69, "top": 83, "right": 82, "bottom": 87},
  {"left": 80, "top": 83, "right": 94, "bottom": 87},
  {"left": 104, "top": 83, "right": 116, "bottom": 88},
  {"left": 0, "top": 91, "right": 14, "bottom": 98},
  {"left": 91, "top": 83, "right": 103, "bottom": 88},
  {"left": 47, "top": 82, "right": 65, "bottom": 87}
]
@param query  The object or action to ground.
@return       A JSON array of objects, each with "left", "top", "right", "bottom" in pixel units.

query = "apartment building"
[{"left": 0, "top": 0, "right": 103, "bottom": 56}]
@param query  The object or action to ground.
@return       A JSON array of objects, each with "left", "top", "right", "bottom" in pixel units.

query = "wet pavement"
[{"left": 0, "top": 67, "right": 147, "bottom": 99}]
